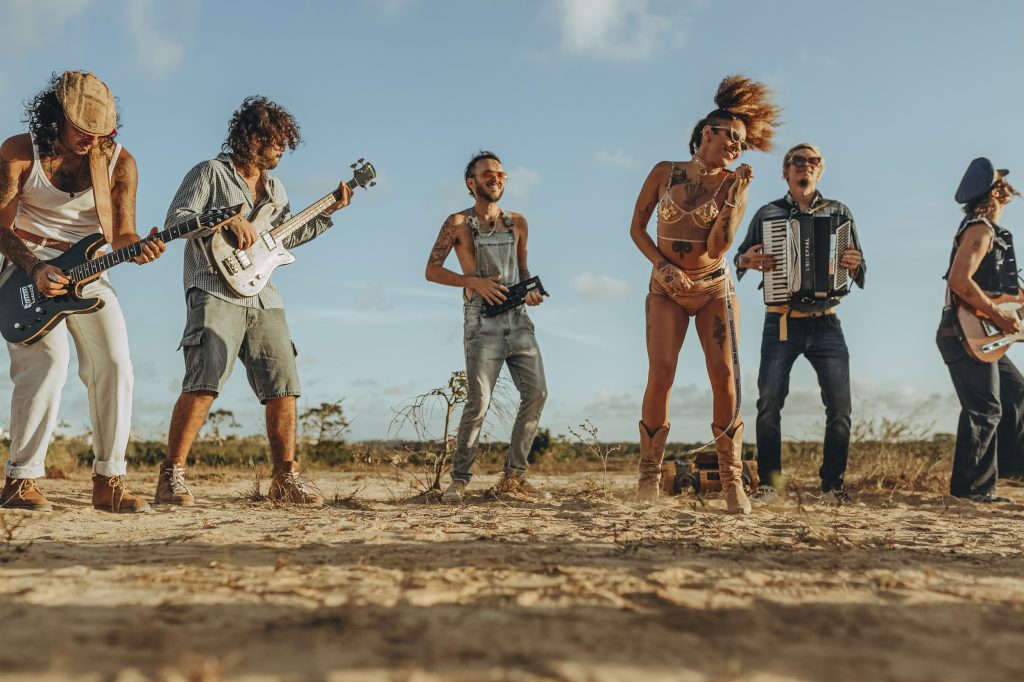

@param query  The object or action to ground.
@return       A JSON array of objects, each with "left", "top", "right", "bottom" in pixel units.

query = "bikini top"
[{"left": 656, "top": 162, "right": 729, "bottom": 243}]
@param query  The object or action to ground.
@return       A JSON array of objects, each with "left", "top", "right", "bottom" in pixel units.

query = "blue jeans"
[
  {"left": 451, "top": 305, "right": 547, "bottom": 482},
  {"left": 936, "top": 326, "right": 1024, "bottom": 496},
  {"left": 755, "top": 313, "right": 852, "bottom": 491}
]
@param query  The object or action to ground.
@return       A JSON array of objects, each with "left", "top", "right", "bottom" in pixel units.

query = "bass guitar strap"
[{"left": 88, "top": 145, "right": 115, "bottom": 243}]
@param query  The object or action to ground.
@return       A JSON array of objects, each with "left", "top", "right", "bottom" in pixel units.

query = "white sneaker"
[
  {"left": 751, "top": 485, "right": 780, "bottom": 504},
  {"left": 820, "top": 489, "right": 854, "bottom": 507},
  {"left": 441, "top": 480, "right": 467, "bottom": 504}
]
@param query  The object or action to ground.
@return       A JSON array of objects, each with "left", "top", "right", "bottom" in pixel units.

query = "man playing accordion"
[{"left": 735, "top": 143, "right": 865, "bottom": 506}]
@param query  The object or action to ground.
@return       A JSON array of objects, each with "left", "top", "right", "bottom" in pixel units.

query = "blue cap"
[{"left": 956, "top": 157, "right": 1010, "bottom": 204}]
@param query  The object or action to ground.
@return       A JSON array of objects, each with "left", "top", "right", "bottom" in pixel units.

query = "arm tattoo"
[
  {"left": 712, "top": 315, "right": 727, "bottom": 351},
  {"left": 0, "top": 160, "right": 19, "bottom": 208},
  {"left": 0, "top": 229, "right": 39, "bottom": 273},
  {"left": 636, "top": 198, "right": 657, "bottom": 226},
  {"left": 111, "top": 155, "right": 137, "bottom": 235},
  {"left": 428, "top": 217, "right": 457, "bottom": 266}
]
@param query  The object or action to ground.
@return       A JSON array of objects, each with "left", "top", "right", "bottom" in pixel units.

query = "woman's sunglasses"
[{"left": 709, "top": 126, "right": 749, "bottom": 151}]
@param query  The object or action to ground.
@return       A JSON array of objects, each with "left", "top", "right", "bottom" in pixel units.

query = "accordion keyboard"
[{"left": 761, "top": 218, "right": 791, "bottom": 305}]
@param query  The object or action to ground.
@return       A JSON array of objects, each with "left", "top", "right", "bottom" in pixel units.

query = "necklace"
[
  {"left": 475, "top": 208, "right": 501, "bottom": 236},
  {"left": 691, "top": 154, "right": 723, "bottom": 177},
  {"left": 51, "top": 154, "right": 89, "bottom": 197}
]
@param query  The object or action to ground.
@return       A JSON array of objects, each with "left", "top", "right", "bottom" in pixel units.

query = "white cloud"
[
  {"left": 555, "top": 0, "right": 687, "bottom": 61},
  {"left": 0, "top": 0, "right": 94, "bottom": 52},
  {"left": 570, "top": 272, "right": 632, "bottom": 301},
  {"left": 125, "top": 0, "right": 185, "bottom": 77},
  {"left": 595, "top": 149, "right": 640, "bottom": 169},
  {"left": 504, "top": 166, "right": 542, "bottom": 202}
]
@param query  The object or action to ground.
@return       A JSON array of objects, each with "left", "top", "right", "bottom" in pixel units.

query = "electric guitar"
[
  {"left": 955, "top": 294, "right": 1024, "bottom": 362},
  {"left": 0, "top": 205, "right": 242, "bottom": 346},
  {"left": 208, "top": 159, "right": 377, "bottom": 298}
]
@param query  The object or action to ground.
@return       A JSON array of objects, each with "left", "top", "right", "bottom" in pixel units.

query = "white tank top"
[{"left": 14, "top": 135, "right": 122, "bottom": 243}]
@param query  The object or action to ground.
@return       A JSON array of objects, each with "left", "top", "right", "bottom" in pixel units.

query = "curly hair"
[
  {"left": 222, "top": 96, "right": 302, "bottom": 169},
  {"left": 688, "top": 75, "right": 781, "bottom": 155},
  {"left": 964, "top": 178, "right": 1020, "bottom": 222},
  {"left": 22, "top": 72, "right": 120, "bottom": 159}
]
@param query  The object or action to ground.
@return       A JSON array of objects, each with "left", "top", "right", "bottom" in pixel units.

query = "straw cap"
[{"left": 56, "top": 71, "right": 116, "bottom": 136}]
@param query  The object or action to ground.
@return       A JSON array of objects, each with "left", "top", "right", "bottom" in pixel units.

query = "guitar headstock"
[
  {"left": 349, "top": 158, "right": 377, "bottom": 189},
  {"left": 200, "top": 204, "right": 244, "bottom": 230}
]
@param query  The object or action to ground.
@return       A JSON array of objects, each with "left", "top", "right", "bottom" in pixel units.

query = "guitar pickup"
[
  {"left": 234, "top": 250, "right": 252, "bottom": 268},
  {"left": 19, "top": 285, "right": 36, "bottom": 309},
  {"left": 261, "top": 233, "right": 277, "bottom": 249}
]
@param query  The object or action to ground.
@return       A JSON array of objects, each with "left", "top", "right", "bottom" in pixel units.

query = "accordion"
[
  {"left": 481, "top": 276, "right": 548, "bottom": 317},
  {"left": 762, "top": 214, "right": 852, "bottom": 305}
]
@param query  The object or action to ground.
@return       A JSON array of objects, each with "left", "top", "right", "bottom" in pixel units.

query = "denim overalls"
[{"left": 451, "top": 209, "right": 547, "bottom": 482}]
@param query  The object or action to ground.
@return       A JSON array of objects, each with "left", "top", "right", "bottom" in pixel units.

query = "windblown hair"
[
  {"left": 222, "top": 96, "right": 302, "bottom": 169},
  {"left": 22, "top": 72, "right": 120, "bottom": 159},
  {"left": 688, "top": 75, "right": 781, "bottom": 155},
  {"left": 464, "top": 150, "right": 501, "bottom": 196},
  {"left": 964, "top": 178, "right": 1020, "bottom": 222}
]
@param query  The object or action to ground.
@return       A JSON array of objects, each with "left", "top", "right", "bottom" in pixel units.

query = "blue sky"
[{"left": 1, "top": 0, "right": 1022, "bottom": 443}]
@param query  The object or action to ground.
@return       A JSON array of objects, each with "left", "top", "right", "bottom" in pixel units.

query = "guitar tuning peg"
[
  {"left": 350, "top": 163, "right": 357, "bottom": 169},
  {"left": 370, "top": 181, "right": 376, "bottom": 187},
  {"left": 358, "top": 157, "right": 365, "bottom": 164}
]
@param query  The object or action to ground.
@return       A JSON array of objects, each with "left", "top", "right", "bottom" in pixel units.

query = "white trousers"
[{"left": 5, "top": 268, "right": 133, "bottom": 479}]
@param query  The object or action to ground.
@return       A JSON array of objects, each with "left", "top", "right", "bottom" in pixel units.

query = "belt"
[
  {"left": 765, "top": 305, "right": 836, "bottom": 341},
  {"left": 692, "top": 267, "right": 726, "bottom": 283},
  {"left": 15, "top": 228, "right": 72, "bottom": 253}
]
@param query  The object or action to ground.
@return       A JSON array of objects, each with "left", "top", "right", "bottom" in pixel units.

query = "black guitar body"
[{"left": 0, "top": 234, "right": 109, "bottom": 346}]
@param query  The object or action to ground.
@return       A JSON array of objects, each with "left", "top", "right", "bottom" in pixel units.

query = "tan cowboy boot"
[
  {"left": 268, "top": 461, "right": 324, "bottom": 507},
  {"left": 637, "top": 422, "right": 670, "bottom": 506},
  {"left": 1, "top": 477, "right": 53, "bottom": 512},
  {"left": 154, "top": 461, "right": 195, "bottom": 506},
  {"left": 92, "top": 475, "right": 151, "bottom": 513},
  {"left": 712, "top": 423, "right": 751, "bottom": 515}
]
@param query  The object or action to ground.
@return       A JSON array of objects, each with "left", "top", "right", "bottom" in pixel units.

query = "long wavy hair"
[
  {"left": 688, "top": 75, "right": 782, "bottom": 155},
  {"left": 222, "top": 96, "right": 302, "bottom": 169},
  {"left": 23, "top": 72, "right": 120, "bottom": 159},
  {"left": 964, "top": 178, "right": 1020, "bottom": 222}
]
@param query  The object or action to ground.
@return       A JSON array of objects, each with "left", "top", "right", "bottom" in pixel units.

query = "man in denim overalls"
[{"left": 425, "top": 151, "right": 547, "bottom": 503}]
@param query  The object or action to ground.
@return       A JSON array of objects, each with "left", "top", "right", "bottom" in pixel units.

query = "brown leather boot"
[
  {"left": 154, "top": 461, "right": 195, "bottom": 506},
  {"left": 268, "top": 461, "right": 324, "bottom": 507},
  {"left": 1, "top": 477, "right": 53, "bottom": 512},
  {"left": 92, "top": 475, "right": 151, "bottom": 513},
  {"left": 637, "top": 422, "right": 670, "bottom": 506},
  {"left": 713, "top": 423, "right": 751, "bottom": 515}
]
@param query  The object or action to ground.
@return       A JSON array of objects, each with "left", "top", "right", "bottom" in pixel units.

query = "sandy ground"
[{"left": 0, "top": 466, "right": 1022, "bottom": 682}]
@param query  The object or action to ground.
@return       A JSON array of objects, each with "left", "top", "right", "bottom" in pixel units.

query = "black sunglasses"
[{"left": 790, "top": 155, "right": 822, "bottom": 168}]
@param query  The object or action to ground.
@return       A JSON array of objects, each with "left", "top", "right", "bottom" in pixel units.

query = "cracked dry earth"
[{"left": 0, "top": 469, "right": 1022, "bottom": 682}]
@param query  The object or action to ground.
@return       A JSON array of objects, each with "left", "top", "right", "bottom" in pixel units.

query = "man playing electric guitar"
[
  {"left": 937, "top": 157, "right": 1024, "bottom": 501},
  {"left": 156, "top": 96, "right": 352, "bottom": 507},
  {"left": 0, "top": 71, "right": 164, "bottom": 513}
]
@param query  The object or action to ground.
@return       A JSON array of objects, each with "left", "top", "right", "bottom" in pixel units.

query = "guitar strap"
[{"left": 89, "top": 145, "right": 115, "bottom": 243}]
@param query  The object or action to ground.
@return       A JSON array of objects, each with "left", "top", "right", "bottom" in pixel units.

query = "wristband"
[{"left": 28, "top": 259, "right": 46, "bottom": 278}]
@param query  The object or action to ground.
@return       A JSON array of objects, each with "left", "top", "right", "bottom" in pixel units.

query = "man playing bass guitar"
[
  {"left": 0, "top": 71, "right": 164, "bottom": 513},
  {"left": 156, "top": 96, "right": 352, "bottom": 507}
]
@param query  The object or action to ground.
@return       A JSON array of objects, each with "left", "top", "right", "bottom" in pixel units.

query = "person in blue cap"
[{"left": 937, "top": 157, "right": 1023, "bottom": 502}]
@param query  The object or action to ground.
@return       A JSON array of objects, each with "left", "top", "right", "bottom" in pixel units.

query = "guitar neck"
[
  {"left": 66, "top": 217, "right": 203, "bottom": 281},
  {"left": 270, "top": 178, "right": 358, "bottom": 243}
]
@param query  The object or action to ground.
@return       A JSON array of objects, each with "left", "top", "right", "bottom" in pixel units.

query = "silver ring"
[{"left": 47, "top": 272, "right": 61, "bottom": 283}]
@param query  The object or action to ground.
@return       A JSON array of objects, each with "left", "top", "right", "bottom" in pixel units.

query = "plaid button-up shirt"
[{"left": 165, "top": 153, "right": 333, "bottom": 309}]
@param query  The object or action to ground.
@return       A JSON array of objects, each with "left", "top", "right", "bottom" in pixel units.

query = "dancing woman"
[{"left": 629, "top": 76, "right": 780, "bottom": 513}]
